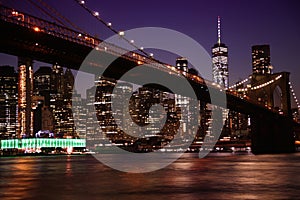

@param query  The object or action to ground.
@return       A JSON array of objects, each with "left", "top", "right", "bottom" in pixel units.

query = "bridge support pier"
[{"left": 251, "top": 113, "right": 295, "bottom": 154}]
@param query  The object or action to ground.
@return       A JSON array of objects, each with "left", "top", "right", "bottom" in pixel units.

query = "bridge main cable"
[
  {"left": 26, "top": 0, "right": 69, "bottom": 28},
  {"left": 73, "top": 0, "right": 152, "bottom": 58},
  {"left": 36, "top": 0, "right": 87, "bottom": 34}
]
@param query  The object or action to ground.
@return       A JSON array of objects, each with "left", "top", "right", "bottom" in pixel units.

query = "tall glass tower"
[
  {"left": 211, "top": 17, "right": 230, "bottom": 137},
  {"left": 212, "top": 16, "right": 228, "bottom": 88},
  {"left": 252, "top": 44, "right": 272, "bottom": 75}
]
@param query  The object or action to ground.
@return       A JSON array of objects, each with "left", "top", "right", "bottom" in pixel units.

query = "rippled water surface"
[{"left": 1, "top": 153, "right": 300, "bottom": 200}]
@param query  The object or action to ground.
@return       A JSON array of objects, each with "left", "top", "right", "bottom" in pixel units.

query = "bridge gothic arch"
[{"left": 249, "top": 72, "right": 292, "bottom": 117}]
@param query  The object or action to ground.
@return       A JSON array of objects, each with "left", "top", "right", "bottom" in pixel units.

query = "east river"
[{"left": 1, "top": 152, "right": 300, "bottom": 199}]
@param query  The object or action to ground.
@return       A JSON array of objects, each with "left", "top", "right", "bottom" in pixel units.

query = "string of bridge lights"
[
  {"left": 229, "top": 75, "right": 300, "bottom": 112},
  {"left": 229, "top": 74, "right": 283, "bottom": 93},
  {"left": 228, "top": 76, "right": 251, "bottom": 90},
  {"left": 75, "top": 0, "right": 153, "bottom": 59},
  {"left": 289, "top": 81, "right": 300, "bottom": 110},
  {"left": 251, "top": 74, "right": 282, "bottom": 90}
]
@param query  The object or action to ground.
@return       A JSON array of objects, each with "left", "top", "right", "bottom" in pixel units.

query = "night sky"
[{"left": 1, "top": 0, "right": 300, "bottom": 107}]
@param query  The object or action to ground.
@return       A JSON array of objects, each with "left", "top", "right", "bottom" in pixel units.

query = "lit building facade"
[
  {"left": 86, "top": 85, "right": 97, "bottom": 145},
  {"left": 18, "top": 57, "right": 34, "bottom": 138},
  {"left": 62, "top": 68, "right": 75, "bottom": 136},
  {"left": 50, "top": 64, "right": 75, "bottom": 137},
  {"left": 33, "top": 66, "right": 53, "bottom": 134},
  {"left": 50, "top": 64, "right": 66, "bottom": 136},
  {"left": 129, "top": 86, "right": 181, "bottom": 141},
  {"left": 34, "top": 66, "right": 52, "bottom": 106},
  {"left": 0, "top": 66, "right": 18, "bottom": 139},
  {"left": 176, "top": 57, "right": 188, "bottom": 75},
  {"left": 72, "top": 90, "right": 87, "bottom": 139},
  {"left": 130, "top": 87, "right": 163, "bottom": 138},
  {"left": 64, "top": 68, "right": 74, "bottom": 108},
  {"left": 113, "top": 82, "right": 134, "bottom": 140},
  {"left": 86, "top": 78, "right": 136, "bottom": 148},
  {"left": 252, "top": 45, "right": 272, "bottom": 75},
  {"left": 95, "top": 76, "right": 118, "bottom": 140},
  {"left": 212, "top": 16, "right": 229, "bottom": 89},
  {"left": 175, "top": 57, "right": 200, "bottom": 141}
]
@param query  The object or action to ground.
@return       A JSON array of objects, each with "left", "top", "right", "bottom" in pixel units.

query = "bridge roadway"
[{"left": 0, "top": 5, "right": 298, "bottom": 154}]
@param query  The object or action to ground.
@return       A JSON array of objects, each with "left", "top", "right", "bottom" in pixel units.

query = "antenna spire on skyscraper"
[
  {"left": 212, "top": 15, "right": 228, "bottom": 89},
  {"left": 217, "top": 16, "right": 221, "bottom": 45}
]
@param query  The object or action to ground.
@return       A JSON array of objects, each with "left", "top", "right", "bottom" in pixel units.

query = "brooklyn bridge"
[{"left": 0, "top": 2, "right": 299, "bottom": 154}]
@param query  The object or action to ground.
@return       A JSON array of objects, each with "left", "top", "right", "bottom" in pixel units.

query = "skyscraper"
[
  {"left": 50, "top": 64, "right": 75, "bottom": 137},
  {"left": 18, "top": 57, "right": 34, "bottom": 138},
  {"left": 33, "top": 66, "right": 53, "bottom": 134},
  {"left": 34, "top": 66, "right": 52, "bottom": 106},
  {"left": 64, "top": 68, "right": 74, "bottom": 107},
  {"left": 50, "top": 64, "right": 66, "bottom": 136},
  {"left": 0, "top": 66, "right": 18, "bottom": 139},
  {"left": 212, "top": 16, "right": 229, "bottom": 88},
  {"left": 72, "top": 90, "right": 86, "bottom": 139},
  {"left": 252, "top": 44, "right": 272, "bottom": 74},
  {"left": 175, "top": 57, "right": 200, "bottom": 140},
  {"left": 113, "top": 82, "right": 134, "bottom": 139},
  {"left": 211, "top": 17, "right": 230, "bottom": 137},
  {"left": 95, "top": 76, "right": 118, "bottom": 140},
  {"left": 86, "top": 85, "right": 100, "bottom": 148},
  {"left": 62, "top": 68, "right": 75, "bottom": 136}
]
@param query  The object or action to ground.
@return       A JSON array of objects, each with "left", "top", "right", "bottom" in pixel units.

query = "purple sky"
[{"left": 1, "top": 0, "right": 300, "bottom": 107}]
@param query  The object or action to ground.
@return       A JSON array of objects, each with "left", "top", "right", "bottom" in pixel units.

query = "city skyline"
[
  {"left": 1, "top": 2, "right": 300, "bottom": 198},
  {"left": 0, "top": 0, "right": 298, "bottom": 137},
  {"left": 0, "top": 0, "right": 299, "bottom": 102}
]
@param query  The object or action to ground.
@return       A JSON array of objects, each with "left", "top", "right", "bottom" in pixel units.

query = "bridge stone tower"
[
  {"left": 249, "top": 45, "right": 292, "bottom": 117},
  {"left": 248, "top": 72, "right": 295, "bottom": 154},
  {"left": 249, "top": 72, "right": 292, "bottom": 118},
  {"left": 247, "top": 45, "right": 294, "bottom": 153}
]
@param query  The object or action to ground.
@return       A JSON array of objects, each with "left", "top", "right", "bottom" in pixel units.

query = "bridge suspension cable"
[
  {"left": 26, "top": 0, "right": 69, "bottom": 28},
  {"left": 228, "top": 74, "right": 282, "bottom": 92},
  {"left": 289, "top": 81, "right": 300, "bottom": 110},
  {"left": 251, "top": 74, "right": 282, "bottom": 90},
  {"left": 228, "top": 74, "right": 283, "bottom": 97},
  {"left": 228, "top": 76, "right": 251, "bottom": 90},
  {"left": 73, "top": 0, "right": 152, "bottom": 59},
  {"left": 35, "top": 0, "right": 87, "bottom": 33}
]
